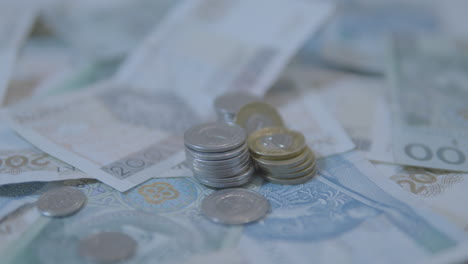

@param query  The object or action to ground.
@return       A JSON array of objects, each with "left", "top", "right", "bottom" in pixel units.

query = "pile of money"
[
  {"left": 214, "top": 92, "right": 260, "bottom": 124},
  {"left": 236, "top": 101, "right": 285, "bottom": 135},
  {"left": 248, "top": 127, "right": 317, "bottom": 185},
  {"left": 184, "top": 122, "right": 255, "bottom": 188}
]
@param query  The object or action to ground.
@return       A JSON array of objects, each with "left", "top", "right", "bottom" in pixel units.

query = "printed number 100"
[{"left": 404, "top": 144, "right": 466, "bottom": 165}]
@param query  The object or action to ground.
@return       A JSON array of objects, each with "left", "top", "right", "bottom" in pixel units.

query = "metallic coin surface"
[
  {"left": 201, "top": 188, "right": 270, "bottom": 224},
  {"left": 195, "top": 166, "right": 255, "bottom": 188},
  {"left": 258, "top": 155, "right": 315, "bottom": 176},
  {"left": 267, "top": 161, "right": 316, "bottom": 179},
  {"left": 214, "top": 92, "right": 260, "bottom": 122},
  {"left": 254, "top": 147, "right": 313, "bottom": 170},
  {"left": 184, "top": 122, "right": 245, "bottom": 152},
  {"left": 77, "top": 231, "right": 137, "bottom": 263},
  {"left": 236, "top": 102, "right": 284, "bottom": 134},
  {"left": 248, "top": 127, "right": 306, "bottom": 159},
  {"left": 37, "top": 187, "right": 87, "bottom": 217},
  {"left": 262, "top": 167, "right": 317, "bottom": 185},
  {"left": 185, "top": 143, "right": 248, "bottom": 161},
  {"left": 190, "top": 152, "right": 250, "bottom": 169},
  {"left": 191, "top": 158, "right": 252, "bottom": 177}
]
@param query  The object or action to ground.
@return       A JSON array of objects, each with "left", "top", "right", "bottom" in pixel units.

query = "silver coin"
[
  {"left": 185, "top": 143, "right": 248, "bottom": 161},
  {"left": 190, "top": 151, "right": 250, "bottom": 170},
  {"left": 193, "top": 164, "right": 255, "bottom": 182},
  {"left": 37, "top": 187, "right": 87, "bottom": 217},
  {"left": 214, "top": 92, "right": 260, "bottom": 122},
  {"left": 77, "top": 231, "right": 137, "bottom": 263},
  {"left": 263, "top": 167, "right": 317, "bottom": 185},
  {"left": 195, "top": 167, "right": 255, "bottom": 188},
  {"left": 184, "top": 122, "right": 246, "bottom": 152},
  {"left": 194, "top": 170, "right": 252, "bottom": 184},
  {"left": 191, "top": 158, "right": 252, "bottom": 177},
  {"left": 201, "top": 188, "right": 270, "bottom": 224}
]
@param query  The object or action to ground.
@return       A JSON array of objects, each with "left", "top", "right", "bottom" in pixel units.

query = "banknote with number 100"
[{"left": 387, "top": 36, "right": 468, "bottom": 172}]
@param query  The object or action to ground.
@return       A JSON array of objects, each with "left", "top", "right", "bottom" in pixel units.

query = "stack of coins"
[
  {"left": 235, "top": 101, "right": 284, "bottom": 135},
  {"left": 214, "top": 92, "right": 260, "bottom": 124},
  {"left": 248, "top": 127, "right": 316, "bottom": 185},
  {"left": 184, "top": 122, "right": 255, "bottom": 188}
]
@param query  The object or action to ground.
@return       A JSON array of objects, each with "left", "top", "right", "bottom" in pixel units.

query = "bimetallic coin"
[
  {"left": 236, "top": 102, "right": 284, "bottom": 134},
  {"left": 214, "top": 92, "right": 260, "bottom": 123},
  {"left": 184, "top": 122, "right": 245, "bottom": 152},
  {"left": 185, "top": 143, "right": 248, "bottom": 161},
  {"left": 254, "top": 147, "right": 314, "bottom": 170},
  {"left": 257, "top": 155, "right": 315, "bottom": 176},
  {"left": 201, "top": 188, "right": 270, "bottom": 224},
  {"left": 262, "top": 167, "right": 317, "bottom": 185},
  {"left": 77, "top": 231, "right": 137, "bottom": 263},
  {"left": 37, "top": 187, "right": 87, "bottom": 217},
  {"left": 248, "top": 127, "right": 306, "bottom": 160},
  {"left": 266, "top": 160, "right": 316, "bottom": 179}
]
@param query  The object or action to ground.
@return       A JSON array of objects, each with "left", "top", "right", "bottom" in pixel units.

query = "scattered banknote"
[
  {"left": 0, "top": 2, "right": 38, "bottom": 105},
  {"left": 311, "top": 0, "right": 467, "bottom": 74},
  {"left": 40, "top": 0, "right": 177, "bottom": 59},
  {"left": 2, "top": 37, "right": 74, "bottom": 106},
  {"left": 3, "top": 152, "right": 468, "bottom": 264},
  {"left": 279, "top": 63, "right": 384, "bottom": 152},
  {"left": 4, "top": 0, "right": 336, "bottom": 192},
  {"left": 116, "top": 0, "right": 334, "bottom": 97},
  {"left": 387, "top": 36, "right": 468, "bottom": 172},
  {"left": 374, "top": 163, "right": 468, "bottom": 233}
]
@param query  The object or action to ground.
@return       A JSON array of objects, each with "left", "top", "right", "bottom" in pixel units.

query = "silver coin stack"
[{"left": 184, "top": 122, "right": 255, "bottom": 188}]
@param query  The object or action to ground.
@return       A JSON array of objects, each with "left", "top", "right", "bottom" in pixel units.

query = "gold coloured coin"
[
  {"left": 248, "top": 127, "right": 306, "bottom": 160},
  {"left": 235, "top": 102, "right": 284, "bottom": 134},
  {"left": 262, "top": 167, "right": 317, "bottom": 185},
  {"left": 254, "top": 147, "right": 314, "bottom": 170}
]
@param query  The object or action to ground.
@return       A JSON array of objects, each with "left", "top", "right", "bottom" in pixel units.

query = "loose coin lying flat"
[
  {"left": 184, "top": 122, "right": 246, "bottom": 152},
  {"left": 248, "top": 127, "right": 306, "bottom": 160},
  {"left": 236, "top": 102, "right": 284, "bottom": 134},
  {"left": 77, "top": 231, "right": 137, "bottom": 263},
  {"left": 201, "top": 188, "right": 270, "bottom": 224},
  {"left": 37, "top": 187, "right": 87, "bottom": 217},
  {"left": 214, "top": 92, "right": 260, "bottom": 123}
]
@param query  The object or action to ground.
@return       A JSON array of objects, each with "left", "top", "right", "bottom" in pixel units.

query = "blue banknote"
[{"left": 2, "top": 152, "right": 467, "bottom": 264}]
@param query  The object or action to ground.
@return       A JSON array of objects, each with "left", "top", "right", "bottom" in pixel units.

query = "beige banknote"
[
  {"left": 0, "top": 2, "right": 38, "bottom": 105},
  {"left": 116, "top": 0, "right": 334, "bottom": 97},
  {"left": 4, "top": 0, "right": 335, "bottom": 191}
]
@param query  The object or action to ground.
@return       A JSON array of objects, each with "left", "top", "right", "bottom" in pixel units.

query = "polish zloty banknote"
[
  {"left": 387, "top": 36, "right": 468, "bottom": 172},
  {"left": 4, "top": 153, "right": 468, "bottom": 264},
  {"left": 1, "top": 177, "right": 259, "bottom": 263},
  {"left": 4, "top": 80, "right": 204, "bottom": 192},
  {"left": 374, "top": 163, "right": 468, "bottom": 233},
  {"left": 237, "top": 152, "right": 468, "bottom": 264},
  {"left": 268, "top": 91, "right": 355, "bottom": 158},
  {"left": 116, "top": 0, "right": 335, "bottom": 97},
  {"left": 278, "top": 63, "right": 384, "bottom": 152},
  {"left": 0, "top": 57, "right": 122, "bottom": 186},
  {"left": 4, "top": 0, "right": 335, "bottom": 192},
  {"left": 0, "top": 2, "right": 38, "bottom": 105}
]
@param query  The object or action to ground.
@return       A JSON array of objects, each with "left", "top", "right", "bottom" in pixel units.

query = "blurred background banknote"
[{"left": 0, "top": 0, "right": 468, "bottom": 263}]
